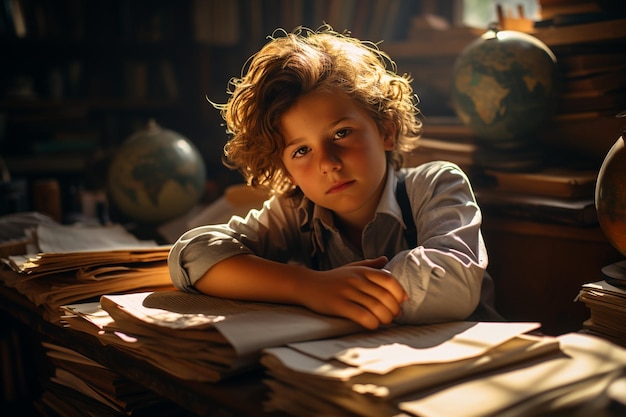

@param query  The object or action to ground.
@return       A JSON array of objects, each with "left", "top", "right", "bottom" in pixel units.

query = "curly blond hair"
[{"left": 215, "top": 25, "right": 422, "bottom": 195}]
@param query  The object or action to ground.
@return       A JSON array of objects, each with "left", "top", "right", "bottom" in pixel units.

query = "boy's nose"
[{"left": 319, "top": 147, "right": 342, "bottom": 174}]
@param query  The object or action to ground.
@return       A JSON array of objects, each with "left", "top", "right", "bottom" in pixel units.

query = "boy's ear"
[
  {"left": 285, "top": 170, "right": 297, "bottom": 186},
  {"left": 382, "top": 123, "right": 396, "bottom": 151}
]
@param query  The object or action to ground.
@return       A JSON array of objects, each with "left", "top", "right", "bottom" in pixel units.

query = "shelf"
[
  {"left": 0, "top": 37, "right": 192, "bottom": 54},
  {"left": 382, "top": 39, "right": 468, "bottom": 59},
  {"left": 0, "top": 98, "right": 180, "bottom": 111},
  {"left": 5, "top": 154, "right": 87, "bottom": 175}
]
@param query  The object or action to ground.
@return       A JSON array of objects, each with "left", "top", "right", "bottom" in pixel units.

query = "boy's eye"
[
  {"left": 334, "top": 128, "right": 350, "bottom": 140},
  {"left": 292, "top": 146, "right": 309, "bottom": 159}
]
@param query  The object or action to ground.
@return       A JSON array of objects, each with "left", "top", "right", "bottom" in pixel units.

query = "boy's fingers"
[{"left": 348, "top": 256, "right": 388, "bottom": 269}]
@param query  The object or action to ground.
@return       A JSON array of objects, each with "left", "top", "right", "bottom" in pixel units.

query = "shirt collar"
[
  {"left": 376, "top": 165, "right": 405, "bottom": 225},
  {"left": 295, "top": 164, "right": 406, "bottom": 234}
]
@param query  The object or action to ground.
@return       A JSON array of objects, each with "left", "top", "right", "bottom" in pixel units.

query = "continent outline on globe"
[{"left": 451, "top": 27, "right": 560, "bottom": 146}]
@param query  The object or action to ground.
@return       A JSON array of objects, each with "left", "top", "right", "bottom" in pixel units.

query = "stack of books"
[
  {"left": 61, "top": 290, "right": 364, "bottom": 382},
  {"left": 577, "top": 270, "right": 626, "bottom": 347},
  {"left": 532, "top": 3, "right": 626, "bottom": 163},
  {"left": 0, "top": 223, "right": 174, "bottom": 323},
  {"left": 261, "top": 323, "right": 626, "bottom": 416},
  {"left": 55, "top": 286, "right": 626, "bottom": 416},
  {"left": 475, "top": 168, "right": 599, "bottom": 226},
  {"left": 35, "top": 341, "right": 194, "bottom": 417}
]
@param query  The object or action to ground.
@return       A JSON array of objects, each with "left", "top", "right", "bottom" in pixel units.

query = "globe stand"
[{"left": 602, "top": 260, "right": 626, "bottom": 289}]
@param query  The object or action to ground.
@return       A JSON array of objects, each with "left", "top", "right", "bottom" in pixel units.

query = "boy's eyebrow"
[
  {"left": 283, "top": 116, "right": 354, "bottom": 147},
  {"left": 329, "top": 116, "right": 351, "bottom": 127},
  {"left": 283, "top": 137, "right": 304, "bottom": 148}
]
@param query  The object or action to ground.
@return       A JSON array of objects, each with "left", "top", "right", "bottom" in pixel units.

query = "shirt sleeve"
[
  {"left": 167, "top": 195, "right": 303, "bottom": 292},
  {"left": 386, "top": 161, "right": 488, "bottom": 324}
]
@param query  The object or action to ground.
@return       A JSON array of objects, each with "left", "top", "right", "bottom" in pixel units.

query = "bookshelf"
[
  {"left": 0, "top": 0, "right": 200, "bottom": 217},
  {"left": 0, "top": 0, "right": 435, "bottom": 220},
  {"left": 3, "top": 1, "right": 623, "bottom": 207}
]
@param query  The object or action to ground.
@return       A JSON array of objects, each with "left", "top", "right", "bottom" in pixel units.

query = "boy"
[{"left": 168, "top": 26, "right": 497, "bottom": 330}]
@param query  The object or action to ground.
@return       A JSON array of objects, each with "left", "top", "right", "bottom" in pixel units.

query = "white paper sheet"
[{"left": 290, "top": 321, "right": 540, "bottom": 373}]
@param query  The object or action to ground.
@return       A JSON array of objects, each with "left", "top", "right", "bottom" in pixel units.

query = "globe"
[
  {"left": 451, "top": 27, "right": 560, "bottom": 146},
  {"left": 107, "top": 119, "right": 206, "bottom": 224},
  {"left": 595, "top": 115, "right": 626, "bottom": 257}
]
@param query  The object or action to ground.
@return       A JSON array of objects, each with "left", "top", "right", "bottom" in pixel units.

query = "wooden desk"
[
  {"left": 4, "top": 267, "right": 626, "bottom": 416},
  {"left": 0, "top": 281, "right": 284, "bottom": 417}
]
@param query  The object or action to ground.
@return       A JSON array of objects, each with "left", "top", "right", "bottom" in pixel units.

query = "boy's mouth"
[{"left": 326, "top": 180, "right": 355, "bottom": 194}]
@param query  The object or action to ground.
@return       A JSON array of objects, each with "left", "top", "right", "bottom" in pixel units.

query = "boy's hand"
[{"left": 299, "top": 256, "right": 407, "bottom": 330}]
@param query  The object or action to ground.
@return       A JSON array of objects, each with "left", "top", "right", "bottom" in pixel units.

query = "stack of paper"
[
  {"left": 577, "top": 279, "right": 626, "bottom": 347},
  {"left": 61, "top": 290, "right": 364, "bottom": 382},
  {"left": 0, "top": 223, "right": 174, "bottom": 323},
  {"left": 261, "top": 324, "right": 626, "bottom": 417},
  {"left": 36, "top": 342, "right": 194, "bottom": 417}
]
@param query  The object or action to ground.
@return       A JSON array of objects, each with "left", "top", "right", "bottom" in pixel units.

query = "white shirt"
[{"left": 168, "top": 161, "right": 489, "bottom": 324}]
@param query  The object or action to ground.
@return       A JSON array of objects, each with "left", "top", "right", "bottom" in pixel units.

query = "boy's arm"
[
  {"left": 195, "top": 254, "right": 407, "bottom": 330},
  {"left": 390, "top": 162, "right": 487, "bottom": 323}
]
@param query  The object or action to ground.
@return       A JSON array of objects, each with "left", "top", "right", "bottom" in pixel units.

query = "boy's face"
[{"left": 280, "top": 90, "right": 394, "bottom": 224}]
